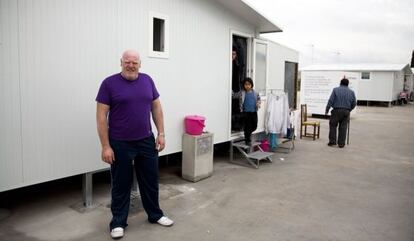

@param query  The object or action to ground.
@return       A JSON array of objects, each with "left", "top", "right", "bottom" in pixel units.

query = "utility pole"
[{"left": 310, "top": 44, "right": 314, "bottom": 64}]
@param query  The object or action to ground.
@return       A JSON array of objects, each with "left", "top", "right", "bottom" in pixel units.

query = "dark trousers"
[
  {"left": 243, "top": 112, "right": 258, "bottom": 144},
  {"left": 329, "top": 109, "right": 350, "bottom": 146},
  {"left": 109, "top": 135, "right": 163, "bottom": 230}
]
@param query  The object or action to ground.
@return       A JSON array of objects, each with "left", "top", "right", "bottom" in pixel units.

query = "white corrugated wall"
[
  {"left": 0, "top": 0, "right": 257, "bottom": 191},
  {"left": 357, "top": 72, "right": 394, "bottom": 101},
  {"left": 267, "top": 41, "right": 299, "bottom": 90},
  {"left": 0, "top": 0, "right": 23, "bottom": 191}
]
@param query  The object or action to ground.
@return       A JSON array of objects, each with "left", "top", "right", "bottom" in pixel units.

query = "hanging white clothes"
[
  {"left": 265, "top": 92, "right": 289, "bottom": 135},
  {"left": 290, "top": 110, "right": 300, "bottom": 137}
]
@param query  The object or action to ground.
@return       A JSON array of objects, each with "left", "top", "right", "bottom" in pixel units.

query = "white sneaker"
[
  {"left": 157, "top": 216, "right": 174, "bottom": 227},
  {"left": 110, "top": 227, "right": 124, "bottom": 239}
]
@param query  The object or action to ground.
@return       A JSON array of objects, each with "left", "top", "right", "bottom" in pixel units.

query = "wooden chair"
[{"left": 300, "top": 104, "right": 320, "bottom": 140}]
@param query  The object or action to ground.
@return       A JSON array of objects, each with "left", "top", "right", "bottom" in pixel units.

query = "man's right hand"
[{"left": 101, "top": 146, "right": 115, "bottom": 164}]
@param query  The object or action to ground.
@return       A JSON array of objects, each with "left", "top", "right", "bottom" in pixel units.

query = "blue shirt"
[
  {"left": 243, "top": 91, "right": 257, "bottom": 112},
  {"left": 326, "top": 85, "right": 356, "bottom": 113}
]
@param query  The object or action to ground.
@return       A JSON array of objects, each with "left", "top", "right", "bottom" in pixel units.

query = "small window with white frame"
[
  {"left": 361, "top": 72, "right": 370, "bottom": 80},
  {"left": 149, "top": 11, "right": 169, "bottom": 59}
]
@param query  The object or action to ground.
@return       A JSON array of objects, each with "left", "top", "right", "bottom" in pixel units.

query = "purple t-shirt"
[{"left": 96, "top": 73, "right": 160, "bottom": 141}]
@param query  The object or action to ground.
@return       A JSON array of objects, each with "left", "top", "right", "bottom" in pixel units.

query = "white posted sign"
[{"left": 300, "top": 71, "right": 359, "bottom": 115}]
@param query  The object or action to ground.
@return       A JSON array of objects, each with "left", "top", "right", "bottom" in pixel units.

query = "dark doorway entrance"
[
  {"left": 231, "top": 35, "right": 248, "bottom": 133},
  {"left": 284, "top": 61, "right": 298, "bottom": 109}
]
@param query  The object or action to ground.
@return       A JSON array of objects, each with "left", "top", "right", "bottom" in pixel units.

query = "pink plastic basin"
[
  {"left": 260, "top": 140, "right": 270, "bottom": 152},
  {"left": 184, "top": 115, "right": 206, "bottom": 135}
]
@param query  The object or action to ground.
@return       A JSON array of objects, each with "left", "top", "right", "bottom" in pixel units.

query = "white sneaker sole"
[
  {"left": 157, "top": 216, "right": 174, "bottom": 227},
  {"left": 110, "top": 227, "right": 124, "bottom": 239}
]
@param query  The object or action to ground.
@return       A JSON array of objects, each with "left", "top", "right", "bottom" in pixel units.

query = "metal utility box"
[{"left": 182, "top": 133, "right": 214, "bottom": 182}]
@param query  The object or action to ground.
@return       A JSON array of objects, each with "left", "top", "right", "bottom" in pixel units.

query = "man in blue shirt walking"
[{"left": 325, "top": 78, "right": 356, "bottom": 148}]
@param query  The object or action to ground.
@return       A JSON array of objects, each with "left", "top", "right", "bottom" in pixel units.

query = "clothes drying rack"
[{"left": 266, "top": 89, "right": 295, "bottom": 153}]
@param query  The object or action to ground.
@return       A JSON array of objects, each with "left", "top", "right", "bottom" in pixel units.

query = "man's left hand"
[{"left": 156, "top": 135, "right": 165, "bottom": 152}]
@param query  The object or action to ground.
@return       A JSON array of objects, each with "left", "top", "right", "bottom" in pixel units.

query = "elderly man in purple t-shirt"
[{"left": 96, "top": 50, "right": 173, "bottom": 239}]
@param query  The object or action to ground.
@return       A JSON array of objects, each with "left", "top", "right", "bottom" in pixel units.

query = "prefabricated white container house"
[
  {"left": 0, "top": 0, "right": 298, "bottom": 192},
  {"left": 301, "top": 64, "right": 413, "bottom": 105}
]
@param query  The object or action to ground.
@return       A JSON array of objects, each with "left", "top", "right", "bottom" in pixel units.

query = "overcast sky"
[{"left": 245, "top": 0, "right": 414, "bottom": 68}]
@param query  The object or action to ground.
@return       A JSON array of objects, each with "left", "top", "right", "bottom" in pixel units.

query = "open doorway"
[
  {"left": 231, "top": 35, "right": 248, "bottom": 133},
  {"left": 284, "top": 61, "right": 298, "bottom": 109}
]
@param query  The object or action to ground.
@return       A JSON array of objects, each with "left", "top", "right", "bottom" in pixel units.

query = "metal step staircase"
[{"left": 229, "top": 140, "right": 274, "bottom": 169}]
